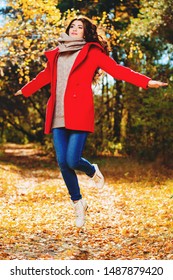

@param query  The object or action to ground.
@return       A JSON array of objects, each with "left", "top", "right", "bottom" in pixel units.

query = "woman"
[{"left": 14, "top": 16, "right": 168, "bottom": 228}]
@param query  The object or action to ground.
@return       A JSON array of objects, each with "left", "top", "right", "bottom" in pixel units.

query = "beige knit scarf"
[{"left": 58, "top": 32, "right": 86, "bottom": 53}]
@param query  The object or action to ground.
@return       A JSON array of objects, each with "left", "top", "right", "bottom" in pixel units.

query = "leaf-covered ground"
[{"left": 0, "top": 143, "right": 172, "bottom": 260}]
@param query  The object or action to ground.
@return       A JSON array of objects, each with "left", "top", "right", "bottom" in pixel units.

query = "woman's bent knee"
[{"left": 67, "top": 158, "right": 80, "bottom": 170}]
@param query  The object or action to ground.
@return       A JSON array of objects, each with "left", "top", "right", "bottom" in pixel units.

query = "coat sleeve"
[
  {"left": 21, "top": 62, "right": 51, "bottom": 97},
  {"left": 93, "top": 48, "right": 151, "bottom": 89}
]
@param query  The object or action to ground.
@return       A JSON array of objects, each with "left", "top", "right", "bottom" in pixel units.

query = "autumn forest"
[{"left": 0, "top": 0, "right": 173, "bottom": 261}]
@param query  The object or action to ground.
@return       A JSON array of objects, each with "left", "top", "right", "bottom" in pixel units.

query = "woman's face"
[{"left": 69, "top": 20, "right": 84, "bottom": 39}]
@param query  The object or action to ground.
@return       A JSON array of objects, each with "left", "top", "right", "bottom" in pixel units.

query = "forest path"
[{"left": 0, "top": 143, "right": 172, "bottom": 260}]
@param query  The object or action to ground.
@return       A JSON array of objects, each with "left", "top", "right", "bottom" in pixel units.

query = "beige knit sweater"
[
  {"left": 51, "top": 50, "right": 80, "bottom": 128},
  {"left": 51, "top": 33, "right": 86, "bottom": 129}
]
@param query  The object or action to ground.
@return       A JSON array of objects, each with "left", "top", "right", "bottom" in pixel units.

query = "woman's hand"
[
  {"left": 148, "top": 80, "right": 168, "bottom": 88},
  {"left": 14, "top": 90, "right": 22, "bottom": 96}
]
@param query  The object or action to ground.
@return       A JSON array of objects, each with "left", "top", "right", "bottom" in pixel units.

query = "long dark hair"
[{"left": 66, "top": 16, "right": 109, "bottom": 55}]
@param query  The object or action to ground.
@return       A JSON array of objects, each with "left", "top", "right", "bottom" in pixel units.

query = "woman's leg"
[
  {"left": 52, "top": 128, "right": 82, "bottom": 201},
  {"left": 66, "top": 131, "right": 104, "bottom": 190},
  {"left": 66, "top": 130, "right": 95, "bottom": 177},
  {"left": 52, "top": 128, "right": 103, "bottom": 227}
]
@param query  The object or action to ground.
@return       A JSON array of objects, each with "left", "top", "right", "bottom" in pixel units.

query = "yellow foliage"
[
  {"left": 1, "top": 0, "right": 64, "bottom": 83},
  {"left": 9, "top": 0, "right": 60, "bottom": 21},
  {"left": 128, "top": 41, "right": 144, "bottom": 60}
]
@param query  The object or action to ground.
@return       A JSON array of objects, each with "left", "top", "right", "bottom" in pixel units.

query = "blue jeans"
[{"left": 52, "top": 128, "right": 95, "bottom": 201}]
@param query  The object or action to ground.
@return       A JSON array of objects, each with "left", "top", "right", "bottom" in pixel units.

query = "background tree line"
[{"left": 0, "top": 0, "right": 173, "bottom": 163}]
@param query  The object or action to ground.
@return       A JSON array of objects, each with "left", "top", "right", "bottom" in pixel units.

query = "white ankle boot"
[
  {"left": 91, "top": 164, "right": 104, "bottom": 189},
  {"left": 72, "top": 199, "right": 87, "bottom": 228}
]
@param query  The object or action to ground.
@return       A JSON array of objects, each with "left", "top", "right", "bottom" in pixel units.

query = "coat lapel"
[
  {"left": 44, "top": 47, "right": 59, "bottom": 62},
  {"left": 44, "top": 42, "right": 103, "bottom": 73},
  {"left": 70, "top": 42, "right": 103, "bottom": 74}
]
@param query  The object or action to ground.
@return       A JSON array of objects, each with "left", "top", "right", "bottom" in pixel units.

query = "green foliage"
[{"left": 124, "top": 85, "right": 173, "bottom": 162}]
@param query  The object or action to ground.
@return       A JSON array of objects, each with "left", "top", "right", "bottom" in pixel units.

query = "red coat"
[{"left": 21, "top": 43, "right": 151, "bottom": 134}]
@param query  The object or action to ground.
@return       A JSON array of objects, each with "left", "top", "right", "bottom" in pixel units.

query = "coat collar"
[
  {"left": 71, "top": 42, "right": 103, "bottom": 74},
  {"left": 44, "top": 42, "right": 104, "bottom": 73}
]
